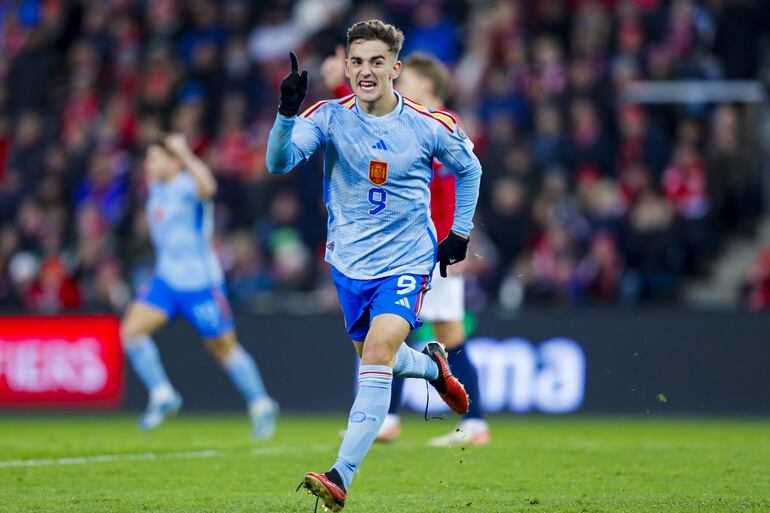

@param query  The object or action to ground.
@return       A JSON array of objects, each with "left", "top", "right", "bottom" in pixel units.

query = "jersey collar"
[{"left": 354, "top": 91, "right": 404, "bottom": 120}]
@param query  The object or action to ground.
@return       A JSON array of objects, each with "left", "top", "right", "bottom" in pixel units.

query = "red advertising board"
[{"left": 0, "top": 316, "right": 123, "bottom": 408}]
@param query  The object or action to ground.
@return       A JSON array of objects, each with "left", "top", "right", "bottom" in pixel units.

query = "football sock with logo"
[
  {"left": 333, "top": 365, "right": 392, "bottom": 490},
  {"left": 447, "top": 345, "right": 483, "bottom": 419},
  {"left": 392, "top": 343, "right": 439, "bottom": 380},
  {"left": 221, "top": 345, "right": 267, "bottom": 405},
  {"left": 125, "top": 336, "right": 173, "bottom": 397},
  {"left": 387, "top": 376, "right": 405, "bottom": 414}
]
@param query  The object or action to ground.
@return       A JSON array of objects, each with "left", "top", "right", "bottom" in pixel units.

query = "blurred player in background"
[
  {"left": 267, "top": 20, "right": 482, "bottom": 511},
  {"left": 322, "top": 50, "right": 490, "bottom": 447},
  {"left": 120, "top": 134, "right": 278, "bottom": 438}
]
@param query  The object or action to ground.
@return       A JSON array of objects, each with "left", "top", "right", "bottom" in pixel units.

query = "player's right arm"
[
  {"left": 165, "top": 133, "right": 218, "bottom": 199},
  {"left": 266, "top": 52, "right": 325, "bottom": 175}
]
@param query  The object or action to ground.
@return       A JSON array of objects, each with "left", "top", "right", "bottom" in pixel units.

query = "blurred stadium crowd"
[{"left": 0, "top": 0, "right": 769, "bottom": 314}]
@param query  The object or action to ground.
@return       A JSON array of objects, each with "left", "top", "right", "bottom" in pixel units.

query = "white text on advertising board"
[
  {"left": 0, "top": 338, "right": 108, "bottom": 394},
  {"left": 402, "top": 337, "right": 586, "bottom": 414}
]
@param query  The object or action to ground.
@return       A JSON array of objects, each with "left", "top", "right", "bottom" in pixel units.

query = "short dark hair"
[
  {"left": 403, "top": 52, "right": 450, "bottom": 101},
  {"left": 145, "top": 134, "right": 173, "bottom": 156},
  {"left": 346, "top": 19, "right": 404, "bottom": 57}
]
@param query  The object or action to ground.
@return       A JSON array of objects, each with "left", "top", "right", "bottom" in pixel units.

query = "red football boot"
[
  {"left": 301, "top": 470, "right": 346, "bottom": 511},
  {"left": 423, "top": 342, "right": 470, "bottom": 415}
]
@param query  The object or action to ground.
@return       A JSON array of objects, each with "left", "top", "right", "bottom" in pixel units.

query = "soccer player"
[
  {"left": 322, "top": 50, "right": 491, "bottom": 447},
  {"left": 267, "top": 20, "right": 482, "bottom": 512},
  {"left": 120, "top": 133, "right": 278, "bottom": 438}
]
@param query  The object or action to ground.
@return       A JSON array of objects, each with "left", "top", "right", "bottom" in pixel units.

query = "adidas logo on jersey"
[
  {"left": 395, "top": 297, "right": 411, "bottom": 308},
  {"left": 371, "top": 140, "right": 389, "bottom": 151}
]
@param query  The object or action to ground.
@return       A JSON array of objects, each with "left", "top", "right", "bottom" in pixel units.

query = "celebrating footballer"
[{"left": 266, "top": 19, "right": 482, "bottom": 511}]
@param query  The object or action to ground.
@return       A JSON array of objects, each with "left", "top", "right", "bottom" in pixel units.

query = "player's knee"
[
  {"left": 361, "top": 340, "right": 396, "bottom": 366},
  {"left": 440, "top": 333, "right": 464, "bottom": 349},
  {"left": 433, "top": 322, "right": 465, "bottom": 349},
  {"left": 120, "top": 321, "right": 143, "bottom": 347},
  {"left": 206, "top": 337, "right": 237, "bottom": 362}
]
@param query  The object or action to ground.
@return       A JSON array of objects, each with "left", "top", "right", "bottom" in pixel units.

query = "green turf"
[{"left": 0, "top": 415, "right": 768, "bottom": 512}]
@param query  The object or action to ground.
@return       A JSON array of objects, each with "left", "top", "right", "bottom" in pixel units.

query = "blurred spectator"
[
  {"left": 706, "top": 104, "right": 761, "bottom": 234},
  {"left": 0, "top": 223, "right": 21, "bottom": 307},
  {"left": 223, "top": 230, "right": 272, "bottom": 304},
  {"left": 6, "top": 28, "right": 60, "bottom": 115},
  {"left": 533, "top": 169, "right": 579, "bottom": 231},
  {"left": 257, "top": 189, "right": 313, "bottom": 290},
  {"left": 523, "top": 224, "right": 579, "bottom": 304},
  {"left": 8, "top": 111, "right": 45, "bottom": 187},
  {"left": 403, "top": 3, "right": 460, "bottom": 64},
  {"left": 742, "top": 248, "right": 770, "bottom": 311},
  {"left": 531, "top": 102, "right": 570, "bottom": 169},
  {"left": 483, "top": 177, "right": 529, "bottom": 278},
  {"left": 25, "top": 255, "right": 82, "bottom": 313},
  {"left": 0, "top": 117, "right": 10, "bottom": 182},
  {"left": 569, "top": 98, "right": 614, "bottom": 175},
  {"left": 575, "top": 232, "right": 624, "bottom": 302},
  {"left": 87, "top": 258, "right": 131, "bottom": 313},
  {"left": 615, "top": 104, "right": 669, "bottom": 176},
  {"left": 7, "top": 251, "right": 39, "bottom": 309},
  {"left": 580, "top": 177, "right": 625, "bottom": 238},
  {"left": 624, "top": 191, "right": 683, "bottom": 301},
  {"left": 662, "top": 142, "right": 717, "bottom": 274},
  {"left": 74, "top": 149, "right": 129, "bottom": 226}
]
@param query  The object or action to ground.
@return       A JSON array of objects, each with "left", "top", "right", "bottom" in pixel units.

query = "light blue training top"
[
  {"left": 266, "top": 91, "right": 482, "bottom": 280},
  {"left": 146, "top": 171, "right": 224, "bottom": 290}
]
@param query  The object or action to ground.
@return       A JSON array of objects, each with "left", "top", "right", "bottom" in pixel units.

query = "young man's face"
[
  {"left": 345, "top": 39, "right": 401, "bottom": 103},
  {"left": 396, "top": 67, "right": 433, "bottom": 105},
  {"left": 145, "top": 145, "right": 176, "bottom": 181}
]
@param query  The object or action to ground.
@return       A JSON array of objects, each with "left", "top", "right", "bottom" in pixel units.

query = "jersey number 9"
[{"left": 368, "top": 187, "right": 387, "bottom": 215}]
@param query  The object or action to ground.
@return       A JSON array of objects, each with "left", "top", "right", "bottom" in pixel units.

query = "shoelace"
[
  {"left": 424, "top": 380, "right": 447, "bottom": 422},
  {"left": 296, "top": 479, "right": 329, "bottom": 513}
]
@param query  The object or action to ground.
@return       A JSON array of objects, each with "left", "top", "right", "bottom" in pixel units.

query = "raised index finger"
[{"left": 290, "top": 52, "right": 299, "bottom": 73}]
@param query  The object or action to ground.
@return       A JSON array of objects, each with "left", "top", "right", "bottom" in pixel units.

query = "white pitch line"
[
  {"left": 0, "top": 445, "right": 334, "bottom": 470},
  {"left": 0, "top": 449, "right": 218, "bottom": 469},
  {"left": 249, "top": 444, "right": 332, "bottom": 456}
]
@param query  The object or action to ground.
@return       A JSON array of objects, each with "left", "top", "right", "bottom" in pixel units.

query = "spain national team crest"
[{"left": 368, "top": 160, "right": 388, "bottom": 186}]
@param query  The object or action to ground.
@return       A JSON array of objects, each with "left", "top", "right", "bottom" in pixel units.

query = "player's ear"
[
  {"left": 344, "top": 58, "right": 351, "bottom": 79},
  {"left": 390, "top": 60, "right": 402, "bottom": 80}
]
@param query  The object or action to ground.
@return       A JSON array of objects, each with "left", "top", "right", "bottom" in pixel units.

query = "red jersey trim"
[
  {"left": 403, "top": 98, "right": 455, "bottom": 132},
  {"left": 301, "top": 100, "right": 329, "bottom": 118},
  {"left": 337, "top": 93, "right": 355, "bottom": 104}
]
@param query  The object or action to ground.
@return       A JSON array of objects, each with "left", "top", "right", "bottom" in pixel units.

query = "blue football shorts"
[
  {"left": 137, "top": 276, "right": 234, "bottom": 338},
  {"left": 331, "top": 266, "right": 431, "bottom": 342}
]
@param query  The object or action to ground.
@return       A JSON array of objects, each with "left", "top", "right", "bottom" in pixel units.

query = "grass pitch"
[{"left": 1, "top": 415, "right": 768, "bottom": 512}]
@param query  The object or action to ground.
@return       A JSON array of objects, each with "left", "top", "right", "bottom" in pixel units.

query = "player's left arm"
[
  {"left": 433, "top": 124, "right": 482, "bottom": 276},
  {"left": 165, "top": 134, "right": 218, "bottom": 199}
]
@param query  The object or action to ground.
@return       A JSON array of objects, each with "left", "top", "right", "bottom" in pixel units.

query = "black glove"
[
  {"left": 436, "top": 231, "right": 469, "bottom": 278},
  {"left": 278, "top": 52, "right": 308, "bottom": 117}
]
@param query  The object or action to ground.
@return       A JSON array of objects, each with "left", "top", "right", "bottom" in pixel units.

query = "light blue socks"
[
  {"left": 333, "top": 365, "right": 393, "bottom": 489},
  {"left": 127, "top": 337, "right": 267, "bottom": 407},
  {"left": 125, "top": 336, "right": 172, "bottom": 394},
  {"left": 392, "top": 343, "right": 439, "bottom": 380},
  {"left": 222, "top": 345, "right": 267, "bottom": 405}
]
